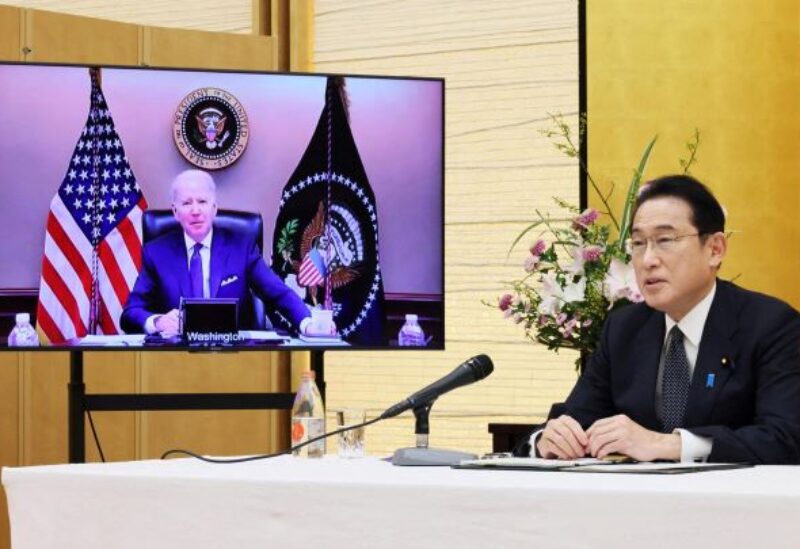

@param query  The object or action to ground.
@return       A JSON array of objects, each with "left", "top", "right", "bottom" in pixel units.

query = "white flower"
[
  {"left": 566, "top": 245, "right": 585, "bottom": 276},
  {"left": 603, "top": 258, "right": 642, "bottom": 303},
  {"left": 538, "top": 271, "right": 586, "bottom": 315},
  {"left": 538, "top": 271, "right": 562, "bottom": 315},
  {"left": 562, "top": 276, "right": 586, "bottom": 303}
]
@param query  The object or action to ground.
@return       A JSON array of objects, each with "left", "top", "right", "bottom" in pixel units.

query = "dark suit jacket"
[
  {"left": 120, "top": 228, "right": 310, "bottom": 333},
  {"left": 562, "top": 280, "right": 800, "bottom": 464}
]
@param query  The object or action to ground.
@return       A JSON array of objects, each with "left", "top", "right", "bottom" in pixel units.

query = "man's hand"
[
  {"left": 536, "top": 415, "right": 588, "bottom": 459},
  {"left": 586, "top": 414, "right": 681, "bottom": 462},
  {"left": 154, "top": 309, "right": 180, "bottom": 337}
]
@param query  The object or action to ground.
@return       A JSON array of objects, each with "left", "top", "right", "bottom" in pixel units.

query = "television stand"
[{"left": 67, "top": 349, "right": 325, "bottom": 463}]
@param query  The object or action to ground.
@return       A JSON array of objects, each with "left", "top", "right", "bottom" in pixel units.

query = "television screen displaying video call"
[{"left": 0, "top": 62, "right": 444, "bottom": 350}]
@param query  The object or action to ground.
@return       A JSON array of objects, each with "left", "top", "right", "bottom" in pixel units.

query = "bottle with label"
[
  {"left": 291, "top": 371, "right": 325, "bottom": 458},
  {"left": 7, "top": 313, "right": 39, "bottom": 347},
  {"left": 398, "top": 314, "right": 426, "bottom": 347}
]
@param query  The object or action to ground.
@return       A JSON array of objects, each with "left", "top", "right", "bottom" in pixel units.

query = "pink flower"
[
  {"left": 530, "top": 239, "right": 547, "bottom": 257},
  {"left": 537, "top": 315, "right": 549, "bottom": 326},
  {"left": 562, "top": 318, "right": 578, "bottom": 338},
  {"left": 572, "top": 208, "right": 599, "bottom": 230},
  {"left": 581, "top": 245, "right": 603, "bottom": 262},
  {"left": 556, "top": 312, "right": 568, "bottom": 325},
  {"left": 524, "top": 255, "right": 539, "bottom": 272},
  {"left": 582, "top": 318, "right": 593, "bottom": 327},
  {"left": 498, "top": 293, "right": 514, "bottom": 311}
]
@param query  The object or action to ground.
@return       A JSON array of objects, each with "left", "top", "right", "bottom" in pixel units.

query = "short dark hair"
[{"left": 632, "top": 174, "right": 725, "bottom": 235}]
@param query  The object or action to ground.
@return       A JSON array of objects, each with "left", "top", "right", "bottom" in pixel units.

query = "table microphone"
[{"left": 380, "top": 354, "right": 494, "bottom": 420}]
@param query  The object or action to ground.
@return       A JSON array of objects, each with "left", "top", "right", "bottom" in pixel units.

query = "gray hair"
[{"left": 169, "top": 169, "right": 217, "bottom": 204}]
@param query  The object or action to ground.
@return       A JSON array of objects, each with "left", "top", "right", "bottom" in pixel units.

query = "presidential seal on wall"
[{"left": 173, "top": 87, "right": 249, "bottom": 170}]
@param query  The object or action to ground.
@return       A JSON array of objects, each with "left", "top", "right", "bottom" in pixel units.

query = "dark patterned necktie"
[
  {"left": 661, "top": 326, "right": 691, "bottom": 433},
  {"left": 189, "top": 242, "right": 204, "bottom": 298}
]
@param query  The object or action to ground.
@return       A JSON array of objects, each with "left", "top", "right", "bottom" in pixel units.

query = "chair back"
[
  {"left": 142, "top": 209, "right": 264, "bottom": 250},
  {"left": 141, "top": 209, "right": 267, "bottom": 330}
]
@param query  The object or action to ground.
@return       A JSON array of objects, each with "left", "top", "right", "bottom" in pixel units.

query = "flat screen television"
[{"left": 0, "top": 62, "right": 444, "bottom": 350}]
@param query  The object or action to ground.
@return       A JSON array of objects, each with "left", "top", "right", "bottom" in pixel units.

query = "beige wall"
[{"left": 314, "top": 0, "right": 581, "bottom": 457}]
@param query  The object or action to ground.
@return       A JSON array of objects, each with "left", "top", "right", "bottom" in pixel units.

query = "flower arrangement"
[{"left": 495, "top": 116, "right": 700, "bottom": 370}]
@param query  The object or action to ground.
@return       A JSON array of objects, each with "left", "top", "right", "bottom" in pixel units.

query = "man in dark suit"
[
  {"left": 121, "top": 170, "right": 317, "bottom": 337},
  {"left": 535, "top": 175, "right": 800, "bottom": 464}
]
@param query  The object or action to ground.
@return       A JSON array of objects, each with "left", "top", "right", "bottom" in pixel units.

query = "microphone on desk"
[
  {"left": 380, "top": 354, "right": 494, "bottom": 420},
  {"left": 162, "top": 355, "right": 494, "bottom": 465},
  {"left": 382, "top": 354, "right": 494, "bottom": 466}
]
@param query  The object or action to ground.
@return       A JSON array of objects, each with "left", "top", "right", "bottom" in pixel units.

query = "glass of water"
[{"left": 336, "top": 408, "right": 366, "bottom": 458}]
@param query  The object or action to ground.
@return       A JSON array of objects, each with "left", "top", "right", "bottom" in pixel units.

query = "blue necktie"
[
  {"left": 189, "top": 242, "right": 204, "bottom": 298},
  {"left": 661, "top": 326, "right": 691, "bottom": 433}
]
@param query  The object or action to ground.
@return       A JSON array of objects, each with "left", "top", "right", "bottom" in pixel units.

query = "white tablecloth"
[{"left": 3, "top": 456, "right": 799, "bottom": 548}]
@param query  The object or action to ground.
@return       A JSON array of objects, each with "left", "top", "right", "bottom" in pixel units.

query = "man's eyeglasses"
[{"left": 628, "top": 233, "right": 704, "bottom": 257}]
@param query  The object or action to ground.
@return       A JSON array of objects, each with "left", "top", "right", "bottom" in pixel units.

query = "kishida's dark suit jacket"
[{"left": 559, "top": 280, "right": 800, "bottom": 464}]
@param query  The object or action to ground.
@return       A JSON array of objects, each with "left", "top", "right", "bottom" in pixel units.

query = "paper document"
[
  {"left": 80, "top": 334, "right": 146, "bottom": 346},
  {"left": 454, "top": 456, "right": 751, "bottom": 474},
  {"left": 457, "top": 456, "right": 610, "bottom": 469},
  {"left": 567, "top": 462, "right": 752, "bottom": 474},
  {"left": 297, "top": 334, "right": 348, "bottom": 345},
  {"left": 238, "top": 330, "right": 290, "bottom": 342}
]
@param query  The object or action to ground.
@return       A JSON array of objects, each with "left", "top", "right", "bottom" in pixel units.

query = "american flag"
[
  {"left": 298, "top": 247, "right": 327, "bottom": 288},
  {"left": 36, "top": 68, "right": 147, "bottom": 343}
]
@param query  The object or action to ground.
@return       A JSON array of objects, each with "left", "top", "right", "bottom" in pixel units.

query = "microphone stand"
[{"left": 391, "top": 400, "right": 478, "bottom": 466}]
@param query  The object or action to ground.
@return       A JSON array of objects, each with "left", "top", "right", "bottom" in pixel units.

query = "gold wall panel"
[
  {"left": 139, "top": 352, "right": 288, "bottom": 458},
  {"left": 83, "top": 352, "right": 138, "bottom": 462},
  {"left": 25, "top": 8, "right": 140, "bottom": 65},
  {"left": 289, "top": 0, "right": 313, "bottom": 71},
  {"left": 0, "top": 354, "right": 19, "bottom": 467},
  {"left": 587, "top": 0, "right": 800, "bottom": 309},
  {"left": 0, "top": 5, "right": 21, "bottom": 61},
  {"left": 143, "top": 26, "right": 274, "bottom": 71},
  {"left": 21, "top": 353, "right": 69, "bottom": 465},
  {"left": 0, "top": 354, "right": 19, "bottom": 548}
]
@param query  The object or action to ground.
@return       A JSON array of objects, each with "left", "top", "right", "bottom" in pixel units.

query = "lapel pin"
[
  {"left": 721, "top": 356, "right": 736, "bottom": 370},
  {"left": 706, "top": 373, "right": 716, "bottom": 389}
]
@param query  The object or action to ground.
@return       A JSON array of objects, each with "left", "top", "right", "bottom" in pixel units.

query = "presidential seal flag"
[
  {"left": 36, "top": 68, "right": 148, "bottom": 343},
  {"left": 272, "top": 77, "right": 385, "bottom": 345}
]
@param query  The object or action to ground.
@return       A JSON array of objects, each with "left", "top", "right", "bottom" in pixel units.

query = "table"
[{"left": 3, "top": 456, "right": 798, "bottom": 548}]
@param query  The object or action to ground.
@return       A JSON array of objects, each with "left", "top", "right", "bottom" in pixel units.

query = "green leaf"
[
  {"left": 617, "top": 135, "right": 657, "bottom": 245},
  {"left": 276, "top": 219, "right": 299, "bottom": 253},
  {"left": 507, "top": 219, "right": 547, "bottom": 258}
]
